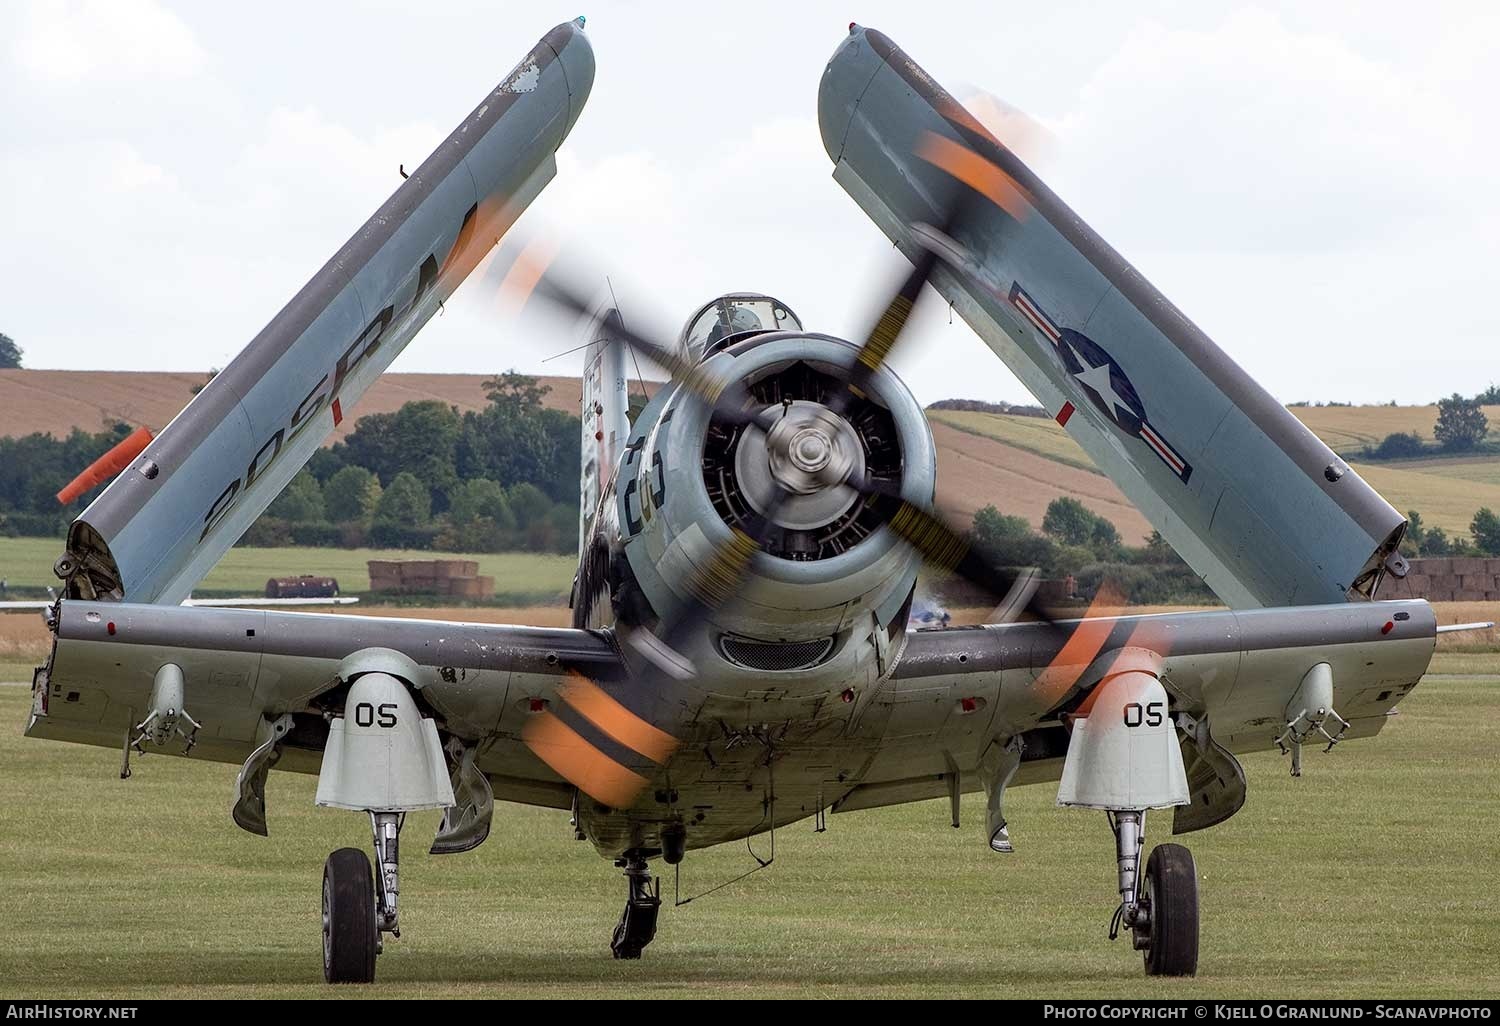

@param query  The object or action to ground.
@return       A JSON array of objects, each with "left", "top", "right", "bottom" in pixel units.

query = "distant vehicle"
[{"left": 265, "top": 575, "right": 340, "bottom": 599}]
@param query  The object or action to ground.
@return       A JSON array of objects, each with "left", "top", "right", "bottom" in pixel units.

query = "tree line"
[
  {"left": 1362, "top": 393, "right": 1490, "bottom": 460},
  {"left": 253, "top": 372, "right": 582, "bottom": 553},
  {"left": 0, "top": 371, "right": 588, "bottom": 555},
  {"left": 1402, "top": 508, "right": 1500, "bottom": 559},
  {"left": 969, "top": 497, "right": 1218, "bottom": 606}
]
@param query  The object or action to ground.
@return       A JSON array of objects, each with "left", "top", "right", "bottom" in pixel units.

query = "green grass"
[
  {"left": 0, "top": 668, "right": 1496, "bottom": 999},
  {"left": 0, "top": 661, "right": 37, "bottom": 683},
  {"left": 0, "top": 536, "right": 575, "bottom": 602}
]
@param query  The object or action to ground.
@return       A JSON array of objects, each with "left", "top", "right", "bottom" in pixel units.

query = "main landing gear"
[
  {"left": 610, "top": 855, "right": 661, "bottom": 960},
  {"left": 322, "top": 812, "right": 406, "bottom": 984},
  {"left": 1107, "top": 810, "right": 1199, "bottom": 976}
]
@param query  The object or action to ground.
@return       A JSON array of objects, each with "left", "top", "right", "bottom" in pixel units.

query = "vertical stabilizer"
[{"left": 579, "top": 308, "right": 632, "bottom": 551}]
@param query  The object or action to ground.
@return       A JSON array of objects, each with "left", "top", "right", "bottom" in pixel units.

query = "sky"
[{"left": 2, "top": 0, "right": 1497, "bottom": 408}]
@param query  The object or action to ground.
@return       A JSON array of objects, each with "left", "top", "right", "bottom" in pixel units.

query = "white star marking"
[{"left": 1072, "top": 355, "right": 1133, "bottom": 424}]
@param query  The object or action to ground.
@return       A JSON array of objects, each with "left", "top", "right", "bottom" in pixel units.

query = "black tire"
[
  {"left": 323, "top": 848, "right": 378, "bottom": 984},
  {"left": 1143, "top": 843, "right": 1199, "bottom": 977}
]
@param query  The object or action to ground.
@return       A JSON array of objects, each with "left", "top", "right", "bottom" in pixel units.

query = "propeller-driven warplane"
[{"left": 25, "top": 19, "right": 1463, "bottom": 982}]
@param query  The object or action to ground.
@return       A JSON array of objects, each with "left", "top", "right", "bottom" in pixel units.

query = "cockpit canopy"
[{"left": 679, "top": 294, "right": 803, "bottom": 359}]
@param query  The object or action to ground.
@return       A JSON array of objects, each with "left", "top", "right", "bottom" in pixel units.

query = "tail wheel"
[
  {"left": 1142, "top": 843, "right": 1199, "bottom": 977},
  {"left": 323, "top": 847, "right": 378, "bottom": 983}
]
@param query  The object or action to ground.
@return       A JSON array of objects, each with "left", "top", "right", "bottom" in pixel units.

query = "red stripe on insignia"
[
  {"left": 1056, "top": 401, "right": 1075, "bottom": 426},
  {"left": 331, "top": 398, "right": 343, "bottom": 426},
  {"left": 1139, "top": 424, "right": 1184, "bottom": 473},
  {"left": 1011, "top": 291, "right": 1061, "bottom": 342}
]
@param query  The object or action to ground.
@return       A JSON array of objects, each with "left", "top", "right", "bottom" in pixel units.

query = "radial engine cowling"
[{"left": 617, "top": 333, "right": 936, "bottom": 680}]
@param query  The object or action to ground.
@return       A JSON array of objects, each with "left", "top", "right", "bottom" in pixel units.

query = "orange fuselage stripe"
[
  {"left": 558, "top": 674, "right": 678, "bottom": 764},
  {"left": 522, "top": 711, "right": 648, "bottom": 810}
]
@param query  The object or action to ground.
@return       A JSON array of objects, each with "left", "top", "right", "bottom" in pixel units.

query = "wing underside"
[
  {"left": 842, "top": 600, "right": 1434, "bottom": 832},
  {"left": 818, "top": 27, "right": 1406, "bottom": 608},
  {"left": 28, "top": 601, "right": 621, "bottom": 811},
  {"left": 60, "top": 21, "right": 595, "bottom": 607}
]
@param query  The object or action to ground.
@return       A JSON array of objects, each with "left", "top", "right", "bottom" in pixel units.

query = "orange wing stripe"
[
  {"left": 496, "top": 234, "right": 561, "bottom": 315},
  {"left": 1035, "top": 583, "right": 1125, "bottom": 709},
  {"left": 916, "top": 132, "right": 1033, "bottom": 223},
  {"left": 559, "top": 674, "right": 677, "bottom": 764},
  {"left": 522, "top": 711, "right": 648, "bottom": 810}
]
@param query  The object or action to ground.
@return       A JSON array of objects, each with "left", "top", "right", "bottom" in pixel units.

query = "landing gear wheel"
[
  {"left": 610, "top": 856, "right": 661, "bottom": 959},
  {"left": 1141, "top": 843, "right": 1198, "bottom": 977},
  {"left": 323, "top": 847, "right": 378, "bottom": 984}
]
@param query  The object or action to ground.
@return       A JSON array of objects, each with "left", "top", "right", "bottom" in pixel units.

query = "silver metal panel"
[
  {"left": 66, "top": 21, "right": 595, "bottom": 605},
  {"left": 818, "top": 26, "right": 1405, "bottom": 607}
]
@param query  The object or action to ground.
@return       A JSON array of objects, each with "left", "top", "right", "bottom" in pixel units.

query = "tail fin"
[
  {"left": 579, "top": 307, "right": 633, "bottom": 551},
  {"left": 61, "top": 20, "right": 594, "bottom": 604}
]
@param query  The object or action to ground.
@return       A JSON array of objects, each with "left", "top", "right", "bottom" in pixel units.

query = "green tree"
[
  {"left": 1374, "top": 432, "right": 1424, "bottom": 459},
  {"left": 1435, "top": 394, "right": 1488, "bottom": 452},
  {"left": 449, "top": 478, "right": 516, "bottom": 531},
  {"left": 0, "top": 333, "right": 22, "bottom": 369},
  {"left": 1472, "top": 507, "right": 1500, "bottom": 556},
  {"left": 266, "top": 469, "right": 325, "bottom": 522},
  {"left": 1143, "top": 530, "right": 1174, "bottom": 563},
  {"left": 482, "top": 370, "right": 551, "bottom": 408},
  {"left": 506, "top": 482, "right": 553, "bottom": 525},
  {"left": 1423, "top": 526, "right": 1453, "bottom": 556},
  {"left": 336, "top": 399, "right": 461, "bottom": 504},
  {"left": 323, "top": 466, "right": 381, "bottom": 523},
  {"left": 1402, "top": 510, "right": 1426, "bottom": 558},
  {"left": 1090, "top": 515, "right": 1121, "bottom": 554},
  {"left": 376, "top": 472, "right": 431, "bottom": 527},
  {"left": 190, "top": 368, "right": 219, "bottom": 395},
  {"left": 972, "top": 505, "right": 1031, "bottom": 553},
  {"left": 1042, "top": 497, "right": 1096, "bottom": 546},
  {"left": 969, "top": 505, "right": 1058, "bottom": 571},
  {"left": 457, "top": 371, "right": 579, "bottom": 502}
]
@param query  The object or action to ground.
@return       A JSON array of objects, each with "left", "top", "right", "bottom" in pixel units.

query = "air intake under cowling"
[{"left": 719, "top": 634, "right": 834, "bottom": 671}]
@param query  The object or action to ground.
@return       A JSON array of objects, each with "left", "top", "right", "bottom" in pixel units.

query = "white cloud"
[
  {"left": 1049, "top": 7, "right": 1469, "bottom": 254},
  {"left": 12, "top": 0, "right": 206, "bottom": 84},
  {"left": 2, "top": 1, "right": 1496, "bottom": 409}
]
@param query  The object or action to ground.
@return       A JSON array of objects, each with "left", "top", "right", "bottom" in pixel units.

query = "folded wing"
[
  {"left": 819, "top": 26, "right": 1406, "bottom": 607},
  {"left": 61, "top": 20, "right": 595, "bottom": 605}
]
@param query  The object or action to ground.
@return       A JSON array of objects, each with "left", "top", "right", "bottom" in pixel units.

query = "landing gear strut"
[
  {"left": 610, "top": 855, "right": 660, "bottom": 959},
  {"left": 321, "top": 812, "right": 406, "bottom": 983},
  {"left": 1106, "top": 810, "right": 1198, "bottom": 976}
]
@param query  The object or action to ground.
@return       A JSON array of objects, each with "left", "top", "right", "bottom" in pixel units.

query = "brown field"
[
  {"left": 929, "top": 405, "right": 1500, "bottom": 537},
  {"left": 13, "top": 369, "right": 1500, "bottom": 542},
  {"left": 1288, "top": 402, "right": 1500, "bottom": 451},
  {"left": 0, "top": 613, "right": 51, "bottom": 664},
  {"left": 930, "top": 421, "right": 1153, "bottom": 540},
  {"left": 0, "top": 370, "right": 605, "bottom": 444}
]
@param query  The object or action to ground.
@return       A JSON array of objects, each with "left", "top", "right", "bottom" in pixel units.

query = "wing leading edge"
[
  {"left": 819, "top": 26, "right": 1406, "bottom": 608},
  {"left": 61, "top": 20, "right": 595, "bottom": 605}
]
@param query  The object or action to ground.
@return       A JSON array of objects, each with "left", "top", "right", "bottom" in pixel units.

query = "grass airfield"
[{"left": 1, "top": 663, "right": 1497, "bottom": 1000}]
